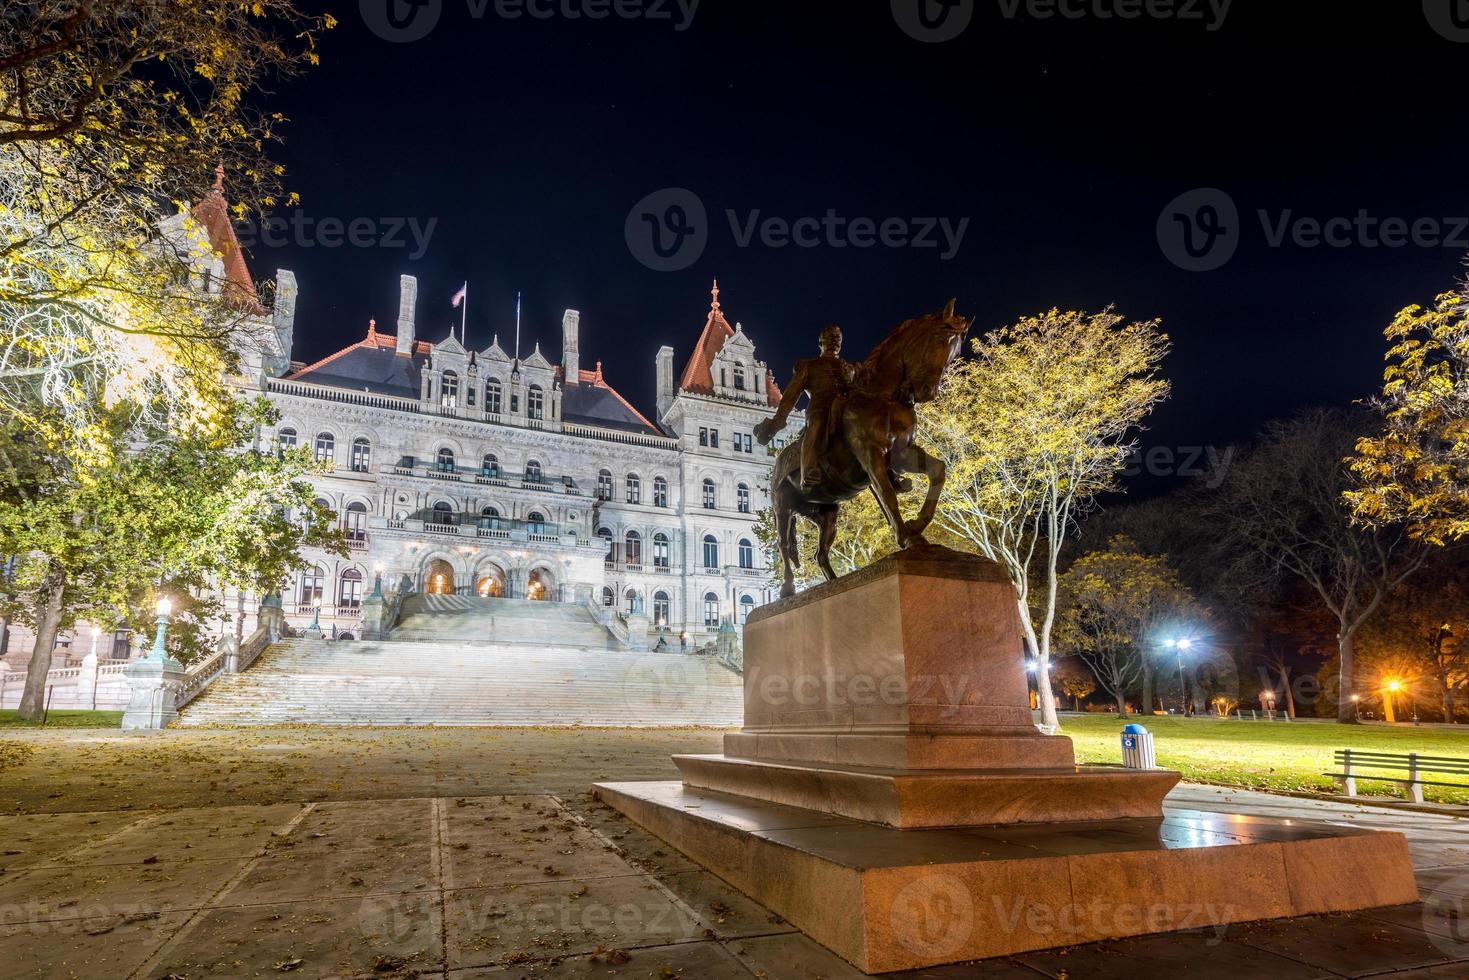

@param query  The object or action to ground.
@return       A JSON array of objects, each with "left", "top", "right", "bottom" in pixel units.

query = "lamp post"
[
  {"left": 1164, "top": 637, "right": 1193, "bottom": 715},
  {"left": 1384, "top": 679, "right": 1401, "bottom": 724},
  {"left": 148, "top": 597, "right": 172, "bottom": 662},
  {"left": 1351, "top": 693, "right": 1361, "bottom": 722},
  {"left": 371, "top": 563, "right": 384, "bottom": 599}
]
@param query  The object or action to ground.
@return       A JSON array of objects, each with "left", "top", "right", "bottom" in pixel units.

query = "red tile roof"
[
  {"left": 677, "top": 281, "right": 781, "bottom": 407},
  {"left": 190, "top": 166, "right": 263, "bottom": 314}
]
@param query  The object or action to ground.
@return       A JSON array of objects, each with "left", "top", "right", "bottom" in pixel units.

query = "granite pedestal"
[{"left": 595, "top": 545, "right": 1419, "bottom": 973}]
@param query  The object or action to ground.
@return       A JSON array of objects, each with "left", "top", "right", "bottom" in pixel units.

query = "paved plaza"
[{"left": 1, "top": 728, "right": 1467, "bottom": 978}]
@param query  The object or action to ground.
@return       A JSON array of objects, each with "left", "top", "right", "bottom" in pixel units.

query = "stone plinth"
[
  {"left": 594, "top": 544, "right": 1422, "bottom": 973},
  {"left": 674, "top": 545, "right": 1174, "bottom": 827},
  {"left": 595, "top": 781, "right": 1419, "bottom": 975},
  {"left": 121, "top": 655, "right": 185, "bottom": 730}
]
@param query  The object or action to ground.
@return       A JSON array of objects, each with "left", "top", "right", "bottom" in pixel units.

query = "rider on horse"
[{"left": 754, "top": 324, "right": 854, "bottom": 490}]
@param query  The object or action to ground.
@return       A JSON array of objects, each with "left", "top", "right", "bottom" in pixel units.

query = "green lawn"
[
  {"left": 1062, "top": 713, "right": 1469, "bottom": 804},
  {"left": 0, "top": 709, "right": 122, "bottom": 729}
]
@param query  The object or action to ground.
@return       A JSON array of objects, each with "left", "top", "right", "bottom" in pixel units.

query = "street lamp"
[
  {"left": 1164, "top": 637, "right": 1193, "bottom": 715},
  {"left": 1351, "top": 693, "right": 1361, "bottom": 722},
  {"left": 148, "top": 596, "right": 172, "bottom": 661},
  {"left": 1384, "top": 679, "right": 1402, "bottom": 724}
]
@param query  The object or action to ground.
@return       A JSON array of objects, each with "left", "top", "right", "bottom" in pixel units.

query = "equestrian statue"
[{"left": 754, "top": 300, "right": 972, "bottom": 598}]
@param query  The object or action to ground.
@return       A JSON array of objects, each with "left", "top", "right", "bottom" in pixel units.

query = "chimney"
[
  {"left": 656, "top": 345, "right": 675, "bottom": 419},
  {"left": 395, "top": 274, "right": 417, "bottom": 356},
  {"left": 562, "top": 309, "right": 581, "bottom": 381},
  {"left": 273, "top": 269, "right": 298, "bottom": 361}
]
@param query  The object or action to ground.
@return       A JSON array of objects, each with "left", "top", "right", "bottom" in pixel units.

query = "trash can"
[{"left": 1120, "top": 723, "right": 1157, "bottom": 770}]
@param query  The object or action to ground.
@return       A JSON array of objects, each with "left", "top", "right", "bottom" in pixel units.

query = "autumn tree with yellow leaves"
[{"left": 923, "top": 308, "right": 1171, "bottom": 732}]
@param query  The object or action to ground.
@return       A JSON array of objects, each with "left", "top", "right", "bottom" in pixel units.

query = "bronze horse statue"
[{"left": 760, "top": 301, "right": 972, "bottom": 598}]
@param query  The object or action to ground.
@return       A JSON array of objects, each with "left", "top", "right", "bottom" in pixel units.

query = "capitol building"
[{"left": 252, "top": 272, "right": 791, "bottom": 647}]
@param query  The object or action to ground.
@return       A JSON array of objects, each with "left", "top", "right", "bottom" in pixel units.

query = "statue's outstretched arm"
[{"left": 756, "top": 362, "right": 807, "bottom": 444}]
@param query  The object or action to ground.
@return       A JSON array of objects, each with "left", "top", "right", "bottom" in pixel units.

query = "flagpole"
[
  {"left": 515, "top": 291, "right": 522, "bottom": 363},
  {"left": 461, "top": 283, "right": 468, "bottom": 346}
]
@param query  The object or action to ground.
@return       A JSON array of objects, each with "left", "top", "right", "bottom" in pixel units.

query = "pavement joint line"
[
  {"left": 0, "top": 810, "right": 166, "bottom": 890},
  {"left": 440, "top": 937, "right": 727, "bottom": 977},
  {"left": 126, "top": 801, "right": 317, "bottom": 980},
  {"left": 431, "top": 797, "right": 449, "bottom": 976},
  {"left": 546, "top": 794, "right": 747, "bottom": 967}
]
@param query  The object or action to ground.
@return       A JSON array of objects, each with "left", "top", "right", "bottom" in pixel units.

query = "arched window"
[
  {"left": 625, "top": 530, "right": 643, "bottom": 567},
  {"left": 345, "top": 502, "right": 368, "bottom": 544},
  {"left": 738, "top": 538, "right": 755, "bottom": 570},
  {"left": 298, "top": 565, "right": 324, "bottom": 606},
  {"left": 653, "top": 591, "right": 671, "bottom": 626},
  {"left": 602, "top": 586, "right": 614, "bottom": 607},
  {"left": 278, "top": 427, "right": 298, "bottom": 450},
  {"left": 702, "top": 534, "right": 719, "bottom": 570},
  {"left": 625, "top": 588, "right": 638, "bottom": 615},
  {"left": 350, "top": 438, "right": 371, "bottom": 473},
  {"left": 432, "top": 501, "right": 454, "bottom": 526},
  {"left": 626, "top": 473, "right": 641, "bottom": 505},
  {"left": 525, "top": 459, "right": 543, "bottom": 482},
  {"left": 527, "top": 510, "right": 547, "bottom": 534},
  {"left": 486, "top": 380, "right": 503, "bottom": 415},
  {"left": 737, "top": 483, "right": 751, "bottom": 514},
  {"left": 441, "top": 371, "right": 459, "bottom": 409},
  {"left": 597, "top": 469, "right": 613, "bottom": 501},
  {"left": 702, "top": 478, "right": 716, "bottom": 510},
  {"left": 315, "top": 432, "right": 335, "bottom": 466},
  {"left": 653, "top": 532, "right": 670, "bottom": 569},
  {"left": 527, "top": 385, "right": 545, "bottom": 420},
  {"left": 479, "top": 505, "right": 500, "bottom": 529},
  {"left": 481, "top": 453, "right": 500, "bottom": 478},
  {"left": 733, "top": 362, "right": 746, "bottom": 391},
  {"left": 436, "top": 447, "right": 456, "bottom": 473},
  {"left": 599, "top": 526, "right": 614, "bottom": 561},
  {"left": 740, "top": 594, "right": 756, "bottom": 624},
  {"left": 653, "top": 477, "right": 669, "bottom": 508},
  {"left": 339, "top": 568, "right": 364, "bottom": 610},
  {"left": 703, "top": 592, "right": 721, "bottom": 628}
]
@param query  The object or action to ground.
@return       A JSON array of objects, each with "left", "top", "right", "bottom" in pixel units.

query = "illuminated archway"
[
  {"left": 527, "top": 567, "right": 556, "bottom": 602},
  {"left": 425, "top": 559, "right": 455, "bottom": 595},
  {"left": 476, "top": 566, "right": 506, "bottom": 598}
]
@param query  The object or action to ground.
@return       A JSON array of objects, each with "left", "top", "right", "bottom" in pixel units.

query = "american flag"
[{"left": 451, "top": 282, "right": 467, "bottom": 307}]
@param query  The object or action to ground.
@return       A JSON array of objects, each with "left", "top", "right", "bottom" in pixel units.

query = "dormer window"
[
  {"left": 733, "top": 363, "right": 746, "bottom": 391},
  {"left": 441, "top": 371, "right": 459, "bottom": 410},
  {"left": 527, "top": 386, "right": 544, "bottom": 421}
]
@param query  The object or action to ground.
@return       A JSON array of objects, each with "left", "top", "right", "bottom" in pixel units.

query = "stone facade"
[{"left": 246, "top": 276, "right": 797, "bottom": 647}]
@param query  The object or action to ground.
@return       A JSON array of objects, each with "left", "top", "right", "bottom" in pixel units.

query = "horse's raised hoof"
[{"left": 779, "top": 582, "right": 796, "bottom": 599}]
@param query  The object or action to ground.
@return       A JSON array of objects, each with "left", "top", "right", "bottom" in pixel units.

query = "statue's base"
[
  {"left": 594, "top": 780, "right": 1418, "bottom": 974},
  {"left": 671, "top": 754, "right": 1179, "bottom": 828}
]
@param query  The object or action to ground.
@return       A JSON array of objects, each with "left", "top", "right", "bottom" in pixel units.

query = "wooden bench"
[{"left": 1326, "top": 749, "right": 1469, "bottom": 804}]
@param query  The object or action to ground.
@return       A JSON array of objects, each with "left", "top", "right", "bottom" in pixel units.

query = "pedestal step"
[{"left": 595, "top": 780, "right": 1420, "bottom": 974}]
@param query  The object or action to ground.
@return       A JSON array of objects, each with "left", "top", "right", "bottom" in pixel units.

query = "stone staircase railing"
[
  {"left": 174, "top": 625, "right": 275, "bottom": 711},
  {"left": 586, "top": 597, "right": 631, "bottom": 647}
]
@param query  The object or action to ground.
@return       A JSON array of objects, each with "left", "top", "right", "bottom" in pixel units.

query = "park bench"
[{"left": 1326, "top": 749, "right": 1469, "bottom": 804}]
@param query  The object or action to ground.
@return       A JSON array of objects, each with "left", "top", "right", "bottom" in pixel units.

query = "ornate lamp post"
[
  {"left": 147, "top": 597, "right": 173, "bottom": 662},
  {"left": 1164, "top": 637, "right": 1193, "bottom": 715}
]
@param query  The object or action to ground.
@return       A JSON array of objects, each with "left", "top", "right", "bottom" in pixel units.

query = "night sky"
[{"left": 250, "top": 1, "right": 1469, "bottom": 479}]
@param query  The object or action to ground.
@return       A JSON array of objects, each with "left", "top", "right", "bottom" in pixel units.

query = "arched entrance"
[
  {"left": 425, "top": 559, "right": 455, "bottom": 595},
  {"left": 476, "top": 566, "right": 506, "bottom": 598},
  {"left": 527, "top": 567, "right": 555, "bottom": 602}
]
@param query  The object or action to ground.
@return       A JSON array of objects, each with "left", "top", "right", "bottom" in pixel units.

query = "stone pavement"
[{"left": 1, "top": 782, "right": 1466, "bottom": 979}]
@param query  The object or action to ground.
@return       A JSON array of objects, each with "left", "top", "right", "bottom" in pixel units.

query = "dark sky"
[{"left": 249, "top": 0, "right": 1469, "bottom": 474}]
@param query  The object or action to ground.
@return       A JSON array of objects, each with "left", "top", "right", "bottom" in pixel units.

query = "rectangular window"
[
  {"left": 743, "top": 433, "right": 754, "bottom": 453},
  {"left": 511, "top": 393, "right": 520, "bottom": 414},
  {"left": 710, "top": 430, "right": 719, "bottom": 449},
  {"left": 699, "top": 427, "right": 708, "bottom": 447}
]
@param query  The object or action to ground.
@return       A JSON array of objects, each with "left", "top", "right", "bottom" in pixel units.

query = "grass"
[
  {"left": 0, "top": 709, "right": 123, "bottom": 729},
  {"left": 1062, "top": 713, "right": 1469, "bottom": 804}
]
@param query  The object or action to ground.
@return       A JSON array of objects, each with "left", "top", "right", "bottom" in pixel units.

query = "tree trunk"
[
  {"left": 1278, "top": 664, "right": 1296, "bottom": 719},
  {"left": 1141, "top": 658, "right": 1154, "bottom": 715},
  {"left": 1336, "top": 627, "right": 1358, "bottom": 724},
  {"left": 17, "top": 564, "right": 66, "bottom": 721},
  {"left": 1115, "top": 691, "right": 1128, "bottom": 716},
  {"left": 1018, "top": 599, "right": 1062, "bottom": 732},
  {"left": 234, "top": 590, "right": 246, "bottom": 646},
  {"left": 1439, "top": 670, "right": 1456, "bottom": 724}
]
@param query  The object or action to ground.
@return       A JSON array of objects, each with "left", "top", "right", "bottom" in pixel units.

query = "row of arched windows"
[
  {"left": 599, "top": 470, "right": 669, "bottom": 507},
  {"left": 601, "top": 528, "right": 755, "bottom": 571},
  {"left": 297, "top": 565, "right": 365, "bottom": 610},
  {"left": 437, "top": 372, "right": 546, "bottom": 420},
  {"left": 698, "top": 479, "right": 753, "bottom": 513},
  {"left": 599, "top": 588, "right": 757, "bottom": 627}
]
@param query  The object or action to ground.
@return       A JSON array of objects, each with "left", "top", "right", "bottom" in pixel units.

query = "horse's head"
[{"left": 903, "top": 299, "right": 971, "bottom": 402}]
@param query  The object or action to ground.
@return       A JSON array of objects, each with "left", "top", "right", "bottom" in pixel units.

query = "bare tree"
[{"left": 1215, "top": 409, "right": 1431, "bottom": 723}]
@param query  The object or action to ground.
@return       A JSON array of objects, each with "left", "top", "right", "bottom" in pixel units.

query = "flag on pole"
[{"left": 451, "top": 282, "right": 467, "bottom": 308}]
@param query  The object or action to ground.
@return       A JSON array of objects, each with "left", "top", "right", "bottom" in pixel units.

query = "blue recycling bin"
[{"left": 1120, "top": 723, "right": 1157, "bottom": 769}]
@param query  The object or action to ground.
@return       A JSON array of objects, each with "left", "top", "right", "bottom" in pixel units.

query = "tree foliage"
[
  {"left": 0, "top": 1, "right": 330, "bottom": 460},
  {"left": 923, "top": 308, "right": 1171, "bottom": 731},
  {"left": 1349, "top": 281, "right": 1469, "bottom": 545},
  {"left": 1054, "top": 535, "right": 1194, "bottom": 715}
]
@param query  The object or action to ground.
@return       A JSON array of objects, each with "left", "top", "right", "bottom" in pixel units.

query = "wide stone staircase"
[{"left": 177, "top": 599, "right": 743, "bottom": 727}]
